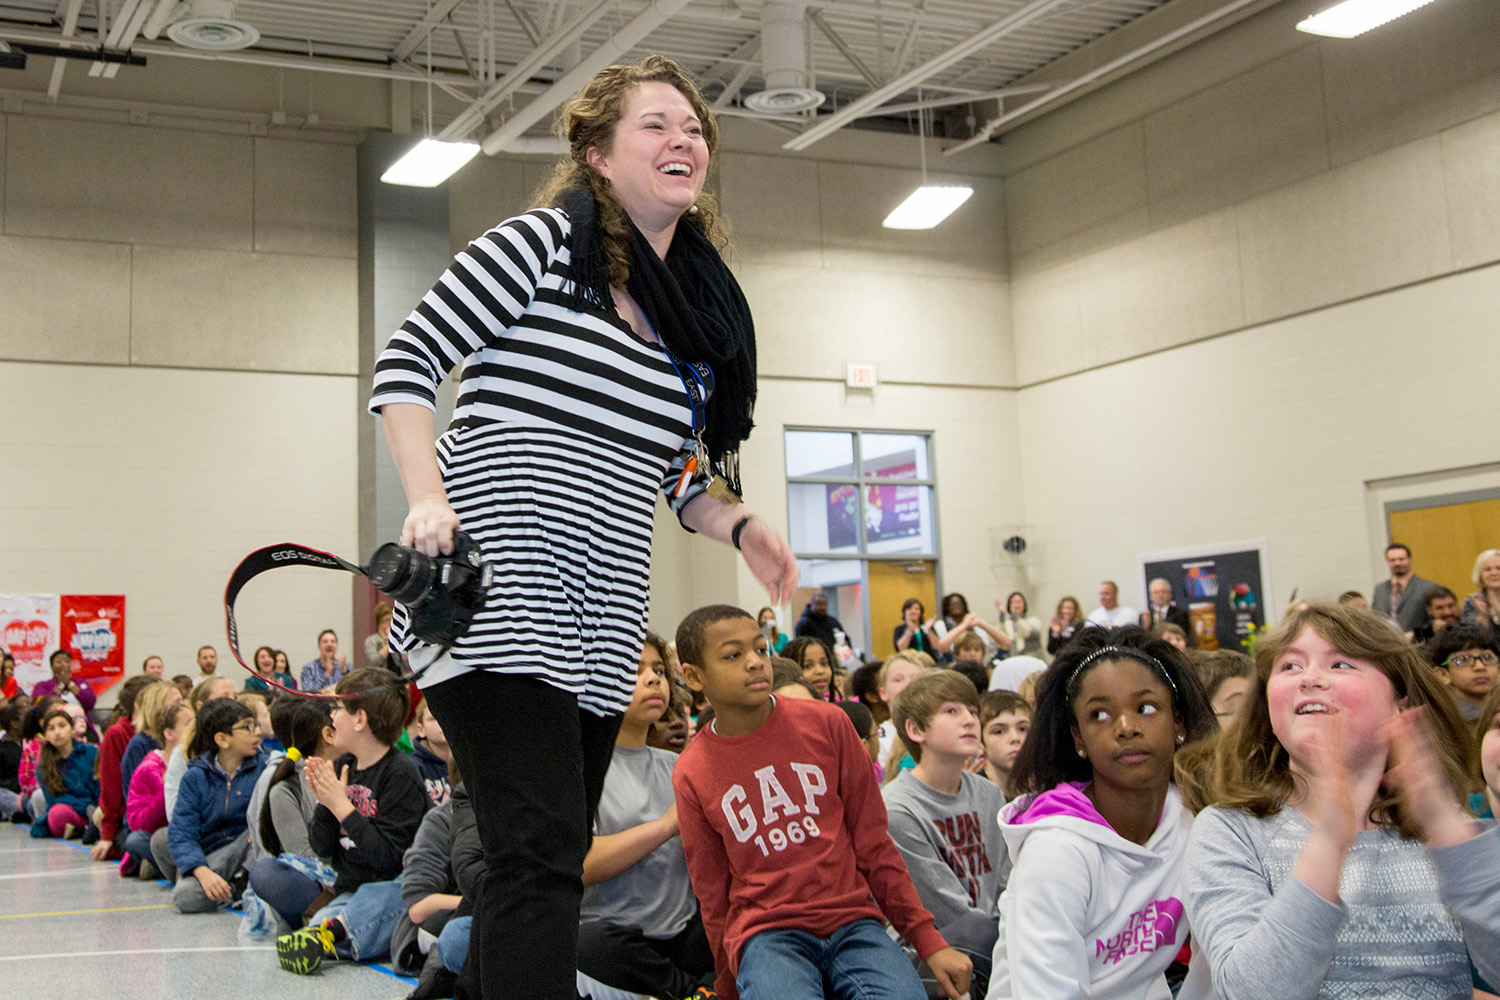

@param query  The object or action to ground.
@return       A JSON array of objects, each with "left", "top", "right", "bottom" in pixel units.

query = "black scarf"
[{"left": 560, "top": 187, "right": 756, "bottom": 498}]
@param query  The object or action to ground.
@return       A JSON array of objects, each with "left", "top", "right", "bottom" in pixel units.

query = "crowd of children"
[{"left": 1, "top": 595, "right": 1497, "bottom": 1000}]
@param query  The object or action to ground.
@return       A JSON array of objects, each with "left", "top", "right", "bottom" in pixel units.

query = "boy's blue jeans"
[
  {"left": 736, "top": 918, "right": 926, "bottom": 1000},
  {"left": 309, "top": 876, "right": 404, "bottom": 961},
  {"left": 437, "top": 915, "right": 473, "bottom": 974}
]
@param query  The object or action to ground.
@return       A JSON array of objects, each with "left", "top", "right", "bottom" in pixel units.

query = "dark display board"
[{"left": 1141, "top": 548, "right": 1267, "bottom": 651}]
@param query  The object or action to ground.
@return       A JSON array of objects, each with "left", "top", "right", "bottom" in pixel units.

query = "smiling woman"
[{"left": 370, "top": 55, "right": 797, "bottom": 1000}]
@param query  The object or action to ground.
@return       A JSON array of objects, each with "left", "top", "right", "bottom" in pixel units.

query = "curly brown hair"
[
  {"left": 1210, "top": 602, "right": 1475, "bottom": 837},
  {"left": 532, "top": 55, "right": 729, "bottom": 288}
]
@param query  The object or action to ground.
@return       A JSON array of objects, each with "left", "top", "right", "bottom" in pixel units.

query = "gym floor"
[{"left": 0, "top": 822, "right": 412, "bottom": 998}]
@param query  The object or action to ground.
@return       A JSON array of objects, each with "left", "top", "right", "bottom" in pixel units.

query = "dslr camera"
[{"left": 367, "top": 530, "right": 493, "bottom": 646}]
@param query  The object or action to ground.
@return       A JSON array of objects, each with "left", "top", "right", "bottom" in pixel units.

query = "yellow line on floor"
[{"left": 0, "top": 903, "right": 175, "bottom": 920}]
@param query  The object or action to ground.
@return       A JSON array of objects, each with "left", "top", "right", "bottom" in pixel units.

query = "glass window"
[
  {"left": 787, "top": 482, "right": 861, "bottom": 555},
  {"left": 863, "top": 484, "right": 935, "bottom": 555},
  {"left": 785, "top": 430, "right": 855, "bottom": 479},
  {"left": 861, "top": 433, "right": 930, "bottom": 480},
  {"left": 784, "top": 429, "right": 939, "bottom": 657}
]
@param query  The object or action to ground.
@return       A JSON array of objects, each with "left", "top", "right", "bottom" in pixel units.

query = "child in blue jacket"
[
  {"left": 31, "top": 708, "right": 99, "bottom": 838},
  {"left": 158, "top": 698, "right": 268, "bottom": 913}
]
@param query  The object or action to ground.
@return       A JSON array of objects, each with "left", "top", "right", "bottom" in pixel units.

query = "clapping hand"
[
  {"left": 305, "top": 755, "right": 352, "bottom": 815},
  {"left": 1380, "top": 707, "right": 1476, "bottom": 849}
]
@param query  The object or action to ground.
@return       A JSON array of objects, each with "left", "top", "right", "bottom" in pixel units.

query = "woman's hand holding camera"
[{"left": 403, "top": 495, "right": 462, "bottom": 557}]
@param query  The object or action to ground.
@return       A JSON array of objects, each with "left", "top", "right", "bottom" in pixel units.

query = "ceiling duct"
[
  {"left": 162, "top": 0, "right": 260, "bottom": 51},
  {"left": 744, "top": 0, "right": 823, "bottom": 114}
]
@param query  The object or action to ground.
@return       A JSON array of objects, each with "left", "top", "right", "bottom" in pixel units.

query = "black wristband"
[{"left": 730, "top": 514, "right": 756, "bottom": 551}]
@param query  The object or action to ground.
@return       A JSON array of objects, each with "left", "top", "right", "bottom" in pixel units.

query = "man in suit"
[
  {"left": 1140, "top": 578, "right": 1193, "bottom": 645},
  {"left": 1372, "top": 543, "right": 1440, "bottom": 636}
]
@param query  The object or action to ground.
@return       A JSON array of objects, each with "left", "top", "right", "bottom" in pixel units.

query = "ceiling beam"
[
  {"left": 438, "top": 0, "right": 617, "bottom": 141},
  {"left": 808, "top": 10, "right": 880, "bottom": 89},
  {"left": 46, "top": 0, "right": 84, "bottom": 101},
  {"left": 478, "top": 0, "right": 695, "bottom": 154},
  {"left": 783, "top": 0, "right": 1075, "bottom": 150},
  {"left": 392, "top": 0, "right": 469, "bottom": 63},
  {"left": 943, "top": 0, "right": 1273, "bottom": 153},
  {"left": 712, "top": 58, "right": 757, "bottom": 109}
]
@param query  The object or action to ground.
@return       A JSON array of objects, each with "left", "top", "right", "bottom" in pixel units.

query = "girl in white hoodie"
[{"left": 987, "top": 627, "right": 1217, "bottom": 1000}]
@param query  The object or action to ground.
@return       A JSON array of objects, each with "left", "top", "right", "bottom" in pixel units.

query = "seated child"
[
  {"left": 274, "top": 669, "right": 428, "bottom": 974},
  {"left": 245, "top": 696, "right": 299, "bottom": 868},
  {"left": 1185, "top": 649, "right": 1255, "bottom": 724},
  {"left": 577, "top": 633, "right": 716, "bottom": 1000},
  {"left": 1182, "top": 603, "right": 1500, "bottom": 999},
  {"left": 392, "top": 768, "right": 460, "bottom": 983},
  {"left": 18, "top": 697, "right": 64, "bottom": 820},
  {"left": 1423, "top": 622, "right": 1500, "bottom": 724},
  {"left": 93, "top": 675, "right": 155, "bottom": 861},
  {"left": 120, "top": 681, "right": 182, "bottom": 807},
  {"left": 978, "top": 691, "right": 1031, "bottom": 798},
  {"left": 672, "top": 604, "right": 972, "bottom": 1000},
  {"left": 163, "top": 676, "right": 238, "bottom": 819},
  {"left": 248, "top": 698, "right": 338, "bottom": 925},
  {"left": 409, "top": 698, "right": 452, "bottom": 807},
  {"left": 990, "top": 627, "right": 1216, "bottom": 1000},
  {"left": 646, "top": 682, "right": 692, "bottom": 755},
  {"left": 0, "top": 704, "right": 24, "bottom": 818},
  {"left": 122, "top": 701, "right": 191, "bottom": 879},
  {"left": 884, "top": 670, "right": 1009, "bottom": 993},
  {"left": 30, "top": 707, "right": 100, "bottom": 839},
  {"left": 159, "top": 698, "right": 268, "bottom": 912},
  {"left": 875, "top": 653, "right": 931, "bottom": 782}
]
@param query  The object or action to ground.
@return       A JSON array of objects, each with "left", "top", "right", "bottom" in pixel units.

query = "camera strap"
[{"left": 223, "top": 543, "right": 374, "bottom": 700}]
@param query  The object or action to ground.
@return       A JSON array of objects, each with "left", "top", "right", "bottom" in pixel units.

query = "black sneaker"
[
  {"left": 277, "top": 923, "right": 336, "bottom": 975},
  {"left": 80, "top": 823, "right": 101, "bottom": 846}
]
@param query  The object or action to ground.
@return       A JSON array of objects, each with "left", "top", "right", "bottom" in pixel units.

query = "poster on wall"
[
  {"left": 60, "top": 595, "right": 126, "bottom": 685},
  {"left": 0, "top": 594, "right": 61, "bottom": 693},
  {"left": 0, "top": 594, "right": 125, "bottom": 693},
  {"left": 1139, "top": 544, "right": 1271, "bottom": 652}
]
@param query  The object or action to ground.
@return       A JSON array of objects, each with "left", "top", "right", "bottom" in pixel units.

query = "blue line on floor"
[{"left": 360, "top": 961, "right": 418, "bottom": 985}]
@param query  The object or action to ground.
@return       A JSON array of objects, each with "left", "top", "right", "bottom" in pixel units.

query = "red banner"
[{"left": 59, "top": 595, "right": 126, "bottom": 684}]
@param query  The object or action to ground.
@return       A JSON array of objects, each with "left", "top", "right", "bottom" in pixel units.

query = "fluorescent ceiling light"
[
  {"left": 1296, "top": 0, "right": 1437, "bottom": 37},
  {"left": 882, "top": 185, "right": 974, "bottom": 230},
  {"left": 381, "top": 138, "right": 481, "bottom": 187}
]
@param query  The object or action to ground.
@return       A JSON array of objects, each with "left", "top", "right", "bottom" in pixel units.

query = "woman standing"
[
  {"left": 371, "top": 57, "right": 797, "bottom": 1000},
  {"left": 1462, "top": 549, "right": 1500, "bottom": 634}
]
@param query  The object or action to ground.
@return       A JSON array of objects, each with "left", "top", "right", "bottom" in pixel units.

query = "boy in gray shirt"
[
  {"left": 884, "top": 669, "right": 1009, "bottom": 993},
  {"left": 577, "top": 636, "right": 715, "bottom": 999}
]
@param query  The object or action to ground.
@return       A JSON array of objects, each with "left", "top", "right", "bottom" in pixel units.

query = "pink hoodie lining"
[{"left": 1015, "top": 781, "right": 1113, "bottom": 830}]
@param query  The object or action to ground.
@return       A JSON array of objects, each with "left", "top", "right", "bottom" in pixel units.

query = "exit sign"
[{"left": 846, "top": 363, "right": 878, "bottom": 389}]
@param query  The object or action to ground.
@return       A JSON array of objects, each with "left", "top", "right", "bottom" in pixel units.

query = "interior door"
[
  {"left": 1387, "top": 496, "right": 1500, "bottom": 599},
  {"left": 868, "top": 560, "right": 937, "bottom": 660}
]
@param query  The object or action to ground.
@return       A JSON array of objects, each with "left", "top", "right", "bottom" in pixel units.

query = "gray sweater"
[
  {"left": 1182, "top": 806, "right": 1500, "bottom": 1000},
  {"left": 881, "top": 769, "right": 1008, "bottom": 956}
]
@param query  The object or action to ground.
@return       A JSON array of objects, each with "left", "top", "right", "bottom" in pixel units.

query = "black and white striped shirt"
[{"left": 370, "top": 208, "right": 705, "bottom": 716}]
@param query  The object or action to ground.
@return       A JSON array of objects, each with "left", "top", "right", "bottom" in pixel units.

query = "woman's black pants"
[{"left": 425, "top": 670, "right": 622, "bottom": 1000}]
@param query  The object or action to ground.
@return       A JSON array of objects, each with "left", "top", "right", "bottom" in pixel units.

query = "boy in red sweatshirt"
[{"left": 672, "top": 604, "right": 972, "bottom": 1000}]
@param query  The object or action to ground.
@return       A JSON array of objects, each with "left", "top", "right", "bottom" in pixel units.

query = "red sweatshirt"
[
  {"left": 673, "top": 696, "right": 946, "bottom": 1000},
  {"left": 97, "top": 717, "right": 135, "bottom": 842}
]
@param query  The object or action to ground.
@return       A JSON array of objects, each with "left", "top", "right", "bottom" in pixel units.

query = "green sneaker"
[{"left": 276, "top": 923, "right": 336, "bottom": 975}]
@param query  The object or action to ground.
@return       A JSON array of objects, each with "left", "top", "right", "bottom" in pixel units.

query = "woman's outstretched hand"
[{"left": 740, "top": 517, "right": 799, "bottom": 605}]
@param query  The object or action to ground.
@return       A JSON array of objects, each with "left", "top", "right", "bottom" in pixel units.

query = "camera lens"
[{"left": 367, "top": 543, "right": 438, "bottom": 606}]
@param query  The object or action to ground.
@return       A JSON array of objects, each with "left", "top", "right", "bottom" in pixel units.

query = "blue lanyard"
[{"left": 642, "top": 314, "right": 708, "bottom": 438}]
